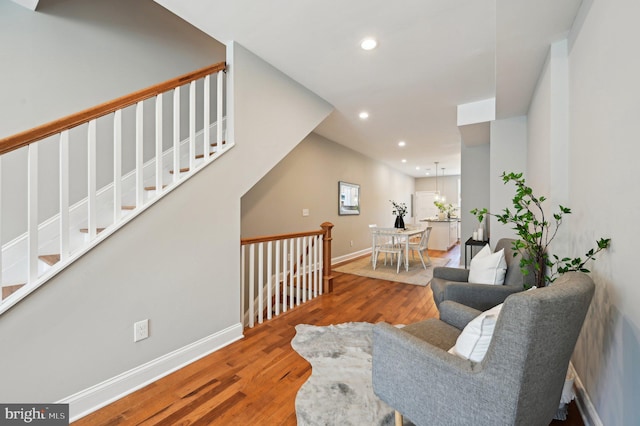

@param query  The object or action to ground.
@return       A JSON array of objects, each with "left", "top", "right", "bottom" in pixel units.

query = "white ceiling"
[{"left": 155, "top": 0, "right": 582, "bottom": 177}]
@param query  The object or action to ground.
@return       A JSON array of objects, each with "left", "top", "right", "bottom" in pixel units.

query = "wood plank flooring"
[{"left": 73, "top": 244, "right": 583, "bottom": 425}]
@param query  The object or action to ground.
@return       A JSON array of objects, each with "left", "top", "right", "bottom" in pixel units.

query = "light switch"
[{"left": 302, "top": 208, "right": 310, "bottom": 217}]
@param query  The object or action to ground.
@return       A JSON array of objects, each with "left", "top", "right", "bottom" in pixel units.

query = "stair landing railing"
[
  {"left": 0, "top": 61, "right": 231, "bottom": 314},
  {"left": 240, "top": 222, "right": 334, "bottom": 328}
]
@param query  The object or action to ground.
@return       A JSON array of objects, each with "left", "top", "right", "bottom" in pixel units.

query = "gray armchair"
[
  {"left": 372, "top": 271, "right": 595, "bottom": 426},
  {"left": 430, "top": 238, "right": 535, "bottom": 311}
]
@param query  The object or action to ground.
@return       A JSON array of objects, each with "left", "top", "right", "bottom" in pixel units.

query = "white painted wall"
[
  {"left": 564, "top": 0, "right": 639, "bottom": 423},
  {"left": 527, "top": 1, "right": 640, "bottom": 424},
  {"left": 488, "top": 116, "right": 528, "bottom": 246},
  {"left": 0, "top": 2, "right": 333, "bottom": 416}
]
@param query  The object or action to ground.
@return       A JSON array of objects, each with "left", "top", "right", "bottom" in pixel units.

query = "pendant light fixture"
[
  {"left": 434, "top": 162, "right": 440, "bottom": 201},
  {"left": 440, "top": 167, "right": 446, "bottom": 203}
]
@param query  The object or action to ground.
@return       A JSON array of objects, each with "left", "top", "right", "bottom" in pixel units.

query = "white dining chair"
[
  {"left": 408, "top": 226, "right": 432, "bottom": 270},
  {"left": 373, "top": 230, "right": 404, "bottom": 273},
  {"left": 369, "top": 224, "right": 379, "bottom": 266}
]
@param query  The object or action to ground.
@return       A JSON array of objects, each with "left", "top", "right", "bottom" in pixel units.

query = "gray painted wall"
[
  {"left": 460, "top": 143, "right": 490, "bottom": 246},
  {"left": 0, "top": 0, "right": 227, "bottom": 243},
  {"left": 528, "top": 1, "right": 640, "bottom": 423},
  {"left": 0, "top": 2, "right": 332, "bottom": 408},
  {"left": 488, "top": 116, "right": 528, "bottom": 246},
  {"left": 241, "top": 133, "right": 415, "bottom": 258}
]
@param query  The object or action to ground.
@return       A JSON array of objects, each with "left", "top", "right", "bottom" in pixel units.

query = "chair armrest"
[
  {"left": 438, "top": 301, "right": 481, "bottom": 329},
  {"left": 372, "top": 323, "right": 490, "bottom": 425},
  {"left": 432, "top": 266, "right": 470, "bottom": 282},
  {"left": 444, "top": 283, "right": 524, "bottom": 311}
]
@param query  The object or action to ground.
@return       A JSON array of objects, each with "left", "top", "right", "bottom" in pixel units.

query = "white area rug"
[
  {"left": 292, "top": 322, "right": 413, "bottom": 426},
  {"left": 333, "top": 255, "right": 450, "bottom": 286}
]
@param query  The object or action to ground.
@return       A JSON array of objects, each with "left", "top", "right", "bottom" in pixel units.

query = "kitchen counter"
[{"left": 420, "top": 218, "right": 460, "bottom": 250}]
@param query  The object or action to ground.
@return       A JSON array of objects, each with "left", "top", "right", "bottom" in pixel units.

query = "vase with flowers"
[{"left": 390, "top": 200, "right": 408, "bottom": 229}]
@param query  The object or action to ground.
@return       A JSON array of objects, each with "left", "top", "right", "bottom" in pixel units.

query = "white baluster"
[
  {"left": 173, "top": 87, "right": 180, "bottom": 182},
  {"left": 59, "top": 131, "right": 70, "bottom": 262},
  {"left": 258, "top": 242, "right": 264, "bottom": 324},
  {"left": 113, "top": 110, "right": 122, "bottom": 223},
  {"left": 203, "top": 74, "right": 210, "bottom": 159},
  {"left": 241, "top": 244, "right": 246, "bottom": 326},
  {"left": 282, "top": 238, "right": 288, "bottom": 312},
  {"left": 289, "top": 238, "right": 295, "bottom": 309},
  {"left": 267, "top": 241, "right": 272, "bottom": 320},
  {"left": 249, "top": 243, "right": 255, "bottom": 328},
  {"left": 135, "top": 101, "right": 144, "bottom": 208},
  {"left": 317, "top": 236, "right": 324, "bottom": 294},
  {"left": 155, "top": 93, "right": 163, "bottom": 194},
  {"left": 27, "top": 143, "right": 38, "bottom": 283},
  {"left": 217, "top": 71, "right": 224, "bottom": 148},
  {"left": 296, "top": 237, "right": 301, "bottom": 306},
  {"left": 275, "top": 240, "right": 280, "bottom": 316},
  {"left": 314, "top": 235, "right": 319, "bottom": 298},
  {"left": 189, "top": 81, "right": 196, "bottom": 171},
  {"left": 87, "top": 120, "right": 97, "bottom": 240},
  {"left": 301, "top": 237, "right": 307, "bottom": 303}
]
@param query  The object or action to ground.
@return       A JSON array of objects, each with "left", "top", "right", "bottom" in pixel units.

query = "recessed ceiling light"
[
  {"left": 398, "top": 141, "right": 406, "bottom": 147},
  {"left": 359, "top": 111, "right": 369, "bottom": 120},
  {"left": 360, "top": 38, "right": 378, "bottom": 51},
  {"left": 401, "top": 159, "right": 407, "bottom": 163},
  {"left": 416, "top": 166, "right": 420, "bottom": 170},
  {"left": 425, "top": 172, "right": 430, "bottom": 175}
]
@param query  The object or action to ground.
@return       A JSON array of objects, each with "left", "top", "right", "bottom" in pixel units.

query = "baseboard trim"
[
  {"left": 60, "top": 322, "right": 244, "bottom": 422},
  {"left": 332, "top": 248, "right": 371, "bottom": 265},
  {"left": 569, "top": 362, "right": 603, "bottom": 426}
]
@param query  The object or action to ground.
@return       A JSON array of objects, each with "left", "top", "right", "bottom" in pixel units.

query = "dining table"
[{"left": 371, "top": 227, "right": 425, "bottom": 272}]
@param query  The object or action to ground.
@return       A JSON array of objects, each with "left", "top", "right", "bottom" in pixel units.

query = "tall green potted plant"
[{"left": 471, "top": 172, "right": 610, "bottom": 288}]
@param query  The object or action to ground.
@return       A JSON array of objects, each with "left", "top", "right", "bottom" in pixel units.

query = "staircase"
[{"left": 0, "top": 62, "right": 231, "bottom": 314}]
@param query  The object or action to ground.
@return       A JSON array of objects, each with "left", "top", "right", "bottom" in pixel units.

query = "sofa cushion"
[{"left": 468, "top": 245, "right": 507, "bottom": 285}]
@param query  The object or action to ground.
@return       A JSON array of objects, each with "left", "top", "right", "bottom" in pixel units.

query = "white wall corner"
[
  {"left": 10, "top": 0, "right": 39, "bottom": 11},
  {"left": 457, "top": 98, "right": 496, "bottom": 126}
]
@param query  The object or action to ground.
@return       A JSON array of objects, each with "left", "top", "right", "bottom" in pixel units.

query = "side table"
[{"left": 464, "top": 237, "right": 489, "bottom": 268}]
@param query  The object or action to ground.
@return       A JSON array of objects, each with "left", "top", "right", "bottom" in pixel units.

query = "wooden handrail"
[
  {"left": 0, "top": 61, "right": 226, "bottom": 156},
  {"left": 241, "top": 229, "right": 325, "bottom": 246}
]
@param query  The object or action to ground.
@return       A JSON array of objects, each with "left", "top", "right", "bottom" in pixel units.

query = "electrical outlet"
[
  {"left": 302, "top": 208, "right": 310, "bottom": 217},
  {"left": 134, "top": 319, "right": 149, "bottom": 342},
  {"left": 350, "top": 240, "right": 354, "bottom": 247}
]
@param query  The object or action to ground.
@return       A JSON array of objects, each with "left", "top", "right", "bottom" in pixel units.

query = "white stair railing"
[
  {"left": 0, "top": 62, "right": 231, "bottom": 314},
  {"left": 240, "top": 223, "right": 334, "bottom": 328}
]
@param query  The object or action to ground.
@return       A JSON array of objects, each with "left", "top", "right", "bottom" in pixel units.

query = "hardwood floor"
[{"left": 74, "top": 244, "right": 583, "bottom": 425}]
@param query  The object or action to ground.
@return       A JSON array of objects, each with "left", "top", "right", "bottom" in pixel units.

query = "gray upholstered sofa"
[
  {"left": 430, "top": 238, "right": 535, "bottom": 311},
  {"left": 372, "top": 271, "right": 595, "bottom": 426}
]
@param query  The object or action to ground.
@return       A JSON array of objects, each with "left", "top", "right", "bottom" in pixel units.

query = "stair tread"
[
  {"left": 169, "top": 167, "right": 190, "bottom": 174},
  {"left": 2, "top": 283, "right": 26, "bottom": 300},
  {"left": 144, "top": 185, "right": 167, "bottom": 191},
  {"left": 122, "top": 205, "right": 136, "bottom": 210},
  {"left": 39, "top": 254, "right": 61, "bottom": 266},
  {"left": 195, "top": 151, "right": 216, "bottom": 159},
  {"left": 79, "top": 227, "right": 106, "bottom": 234}
]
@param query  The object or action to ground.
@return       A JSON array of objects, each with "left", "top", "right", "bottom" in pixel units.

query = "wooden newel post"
[{"left": 321, "top": 222, "right": 334, "bottom": 293}]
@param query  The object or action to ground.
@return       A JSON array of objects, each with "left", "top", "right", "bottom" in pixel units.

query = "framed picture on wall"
[{"left": 338, "top": 181, "right": 360, "bottom": 215}]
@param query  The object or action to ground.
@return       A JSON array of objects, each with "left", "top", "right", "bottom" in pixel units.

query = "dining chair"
[
  {"left": 373, "top": 230, "right": 404, "bottom": 273},
  {"left": 408, "top": 226, "right": 432, "bottom": 270},
  {"left": 369, "top": 224, "right": 379, "bottom": 266}
]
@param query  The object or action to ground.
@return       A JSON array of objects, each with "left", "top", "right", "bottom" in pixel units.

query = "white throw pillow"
[
  {"left": 448, "top": 303, "right": 503, "bottom": 362},
  {"left": 468, "top": 246, "right": 507, "bottom": 285}
]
